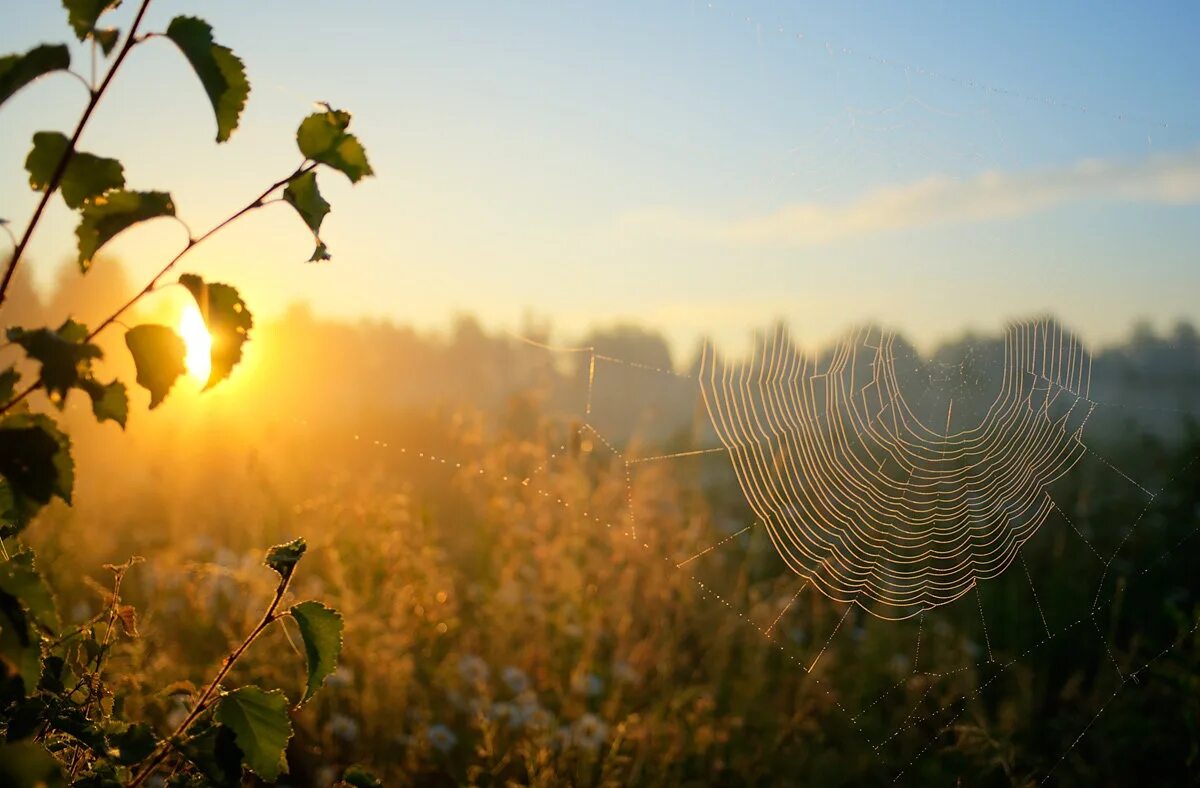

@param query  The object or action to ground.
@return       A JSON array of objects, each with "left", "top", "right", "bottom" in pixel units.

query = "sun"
[{"left": 179, "top": 304, "right": 212, "bottom": 384}]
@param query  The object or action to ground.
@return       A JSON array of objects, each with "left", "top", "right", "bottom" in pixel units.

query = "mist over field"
[{"left": 3, "top": 260, "right": 1196, "bottom": 784}]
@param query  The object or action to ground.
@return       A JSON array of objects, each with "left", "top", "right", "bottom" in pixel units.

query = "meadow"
[{"left": 19, "top": 292, "right": 1200, "bottom": 786}]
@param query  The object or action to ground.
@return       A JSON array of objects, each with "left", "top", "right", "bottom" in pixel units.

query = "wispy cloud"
[{"left": 623, "top": 147, "right": 1200, "bottom": 247}]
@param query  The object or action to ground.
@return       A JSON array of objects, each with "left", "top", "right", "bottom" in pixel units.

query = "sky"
[{"left": 3, "top": 0, "right": 1199, "bottom": 357}]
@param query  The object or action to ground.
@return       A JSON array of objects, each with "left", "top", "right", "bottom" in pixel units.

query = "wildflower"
[
  {"left": 457, "top": 654, "right": 490, "bottom": 684},
  {"left": 427, "top": 724, "right": 457, "bottom": 753},
  {"left": 571, "top": 672, "right": 604, "bottom": 698},
  {"left": 488, "top": 701, "right": 515, "bottom": 724},
  {"left": 572, "top": 713, "right": 609, "bottom": 751},
  {"left": 326, "top": 665, "right": 355, "bottom": 689},
  {"left": 329, "top": 713, "right": 359, "bottom": 741},
  {"left": 501, "top": 665, "right": 530, "bottom": 694}
]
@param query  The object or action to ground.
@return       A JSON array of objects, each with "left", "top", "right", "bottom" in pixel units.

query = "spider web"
[
  {"left": 381, "top": 324, "right": 1198, "bottom": 782},
  {"left": 368, "top": 2, "right": 1196, "bottom": 781},
  {"left": 697, "top": 320, "right": 1092, "bottom": 620}
]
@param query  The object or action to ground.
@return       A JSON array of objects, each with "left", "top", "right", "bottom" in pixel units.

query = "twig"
[
  {"left": 0, "top": 161, "right": 315, "bottom": 416},
  {"left": 126, "top": 569, "right": 296, "bottom": 786},
  {"left": 0, "top": 0, "right": 156, "bottom": 310}
]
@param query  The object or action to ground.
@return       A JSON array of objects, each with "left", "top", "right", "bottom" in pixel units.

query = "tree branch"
[
  {"left": 0, "top": 0, "right": 156, "bottom": 310},
  {"left": 127, "top": 569, "right": 296, "bottom": 787},
  {"left": 0, "top": 162, "right": 315, "bottom": 416}
]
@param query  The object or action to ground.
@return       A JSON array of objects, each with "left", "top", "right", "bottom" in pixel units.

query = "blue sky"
[{"left": 3, "top": 1, "right": 1199, "bottom": 355}]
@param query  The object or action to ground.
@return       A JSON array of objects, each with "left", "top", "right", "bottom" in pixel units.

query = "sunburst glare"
[{"left": 180, "top": 304, "right": 212, "bottom": 384}]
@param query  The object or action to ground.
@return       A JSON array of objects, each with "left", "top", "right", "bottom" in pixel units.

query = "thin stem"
[
  {"left": 127, "top": 570, "right": 296, "bottom": 787},
  {"left": 66, "top": 69, "right": 94, "bottom": 94},
  {"left": 67, "top": 566, "right": 129, "bottom": 779},
  {"left": 88, "top": 159, "right": 316, "bottom": 340},
  {"left": 0, "top": 161, "right": 315, "bottom": 417},
  {"left": 0, "top": 0, "right": 155, "bottom": 311}
]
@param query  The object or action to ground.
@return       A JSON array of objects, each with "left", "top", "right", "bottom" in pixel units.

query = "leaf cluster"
[{"left": 0, "top": 1, "right": 375, "bottom": 784}]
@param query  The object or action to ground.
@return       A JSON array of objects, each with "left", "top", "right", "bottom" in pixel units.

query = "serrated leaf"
[
  {"left": 0, "top": 44, "right": 71, "bottom": 108},
  {"left": 44, "top": 697, "right": 109, "bottom": 754},
  {"left": 0, "top": 413, "right": 72, "bottom": 535},
  {"left": 0, "top": 413, "right": 73, "bottom": 517},
  {"left": 124, "top": 324, "right": 187, "bottom": 409},
  {"left": 283, "top": 171, "right": 331, "bottom": 260},
  {"left": 63, "top": 0, "right": 122, "bottom": 41},
  {"left": 289, "top": 601, "right": 343, "bottom": 704},
  {"left": 0, "top": 582, "right": 42, "bottom": 695},
  {"left": 38, "top": 655, "right": 67, "bottom": 694},
  {"left": 165, "top": 16, "right": 249, "bottom": 143},
  {"left": 296, "top": 108, "right": 373, "bottom": 183},
  {"left": 6, "top": 320, "right": 103, "bottom": 406},
  {"left": 79, "top": 378, "right": 128, "bottom": 428},
  {"left": 0, "top": 741, "right": 64, "bottom": 786},
  {"left": 178, "top": 722, "right": 242, "bottom": 787},
  {"left": 309, "top": 242, "right": 331, "bottom": 262},
  {"left": 178, "top": 274, "right": 252, "bottom": 389},
  {"left": 109, "top": 721, "right": 157, "bottom": 765},
  {"left": 93, "top": 27, "right": 120, "bottom": 56},
  {"left": 264, "top": 538, "right": 305, "bottom": 579},
  {"left": 26, "top": 131, "right": 125, "bottom": 209},
  {"left": 0, "top": 548, "right": 60, "bottom": 634},
  {"left": 76, "top": 190, "right": 174, "bottom": 270},
  {"left": 0, "top": 368, "right": 18, "bottom": 404},
  {"left": 214, "top": 686, "right": 292, "bottom": 781}
]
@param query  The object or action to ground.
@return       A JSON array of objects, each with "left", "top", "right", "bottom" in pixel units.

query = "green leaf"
[
  {"left": 178, "top": 274, "right": 252, "bottom": 389},
  {"left": 289, "top": 601, "right": 343, "bottom": 704},
  {"left": 0, "top": 578, "right": 43, "bottom": 695},
  {"left": 63, "top": 0, "right": 122, "bottom": 42},
  {"left": 124, "top": 325, "right": 187, "bottom": 409},
  {"left": 296, "top": 108, "right": 373, "bottom": 183},
  {"left": 283, "top": 171, "right": 331, "bottom": 260},
  {"left": 76, "top": 190, "right": 175, "bottom": 270},
  {"left": 0, "top": 548, "right": 60, "bottom": 634},
  {"left": 0, "top": 413, "right": 74, "bottom": 517},
  {"left": 93, "top": 28, "right": 120, "bottom": 56},
  {"left": 26, "top": 131, "right": 125, "bottom": 209},
  {"left": 79, "top": 378, "right": 128, "bottom": 428},
  {"left": 0, "top": 549, "right": 57, "bottom": 695},
  {"left": 165, "top": 17, "right": 250, "bottom": 143},
  {"left": 0, "top": 368, "right": 18, "bottom": 405},
  {"left": 264, "top": 538, "right": 306, "bottom": 580},
  {"left": 109, "top": 722, "right": 157, "bottom": 765},
  {"left": 6, "top": 320, "right": 103, "bottom": 406},
  {"left": 177, "top": 722, "right": 242, "bottom": 787},
  {"left": 309, "top": 242, "right": 331, "bottom": 262},
  {"left": 214, "top": 686, "right": 292, "bottom": 781},
  {"left": 0, "top": 44, "right": 71, "bottom": 108},
  {"left": 0, "top": 741, "right": 64, "bottom": 786},
  {"left": 44, "top": 697, "right": 109, "bottom": 755}
]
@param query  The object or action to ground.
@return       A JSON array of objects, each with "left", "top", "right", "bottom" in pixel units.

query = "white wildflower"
[
  {"left": 457, "top": 654, "right": 490, "bottom": 684},
  {"left": 427, "top": 724, "right": 457, "bottom": 753},
  {"left": 572, "top": 713, "right": 609, "bottom": 751}
]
